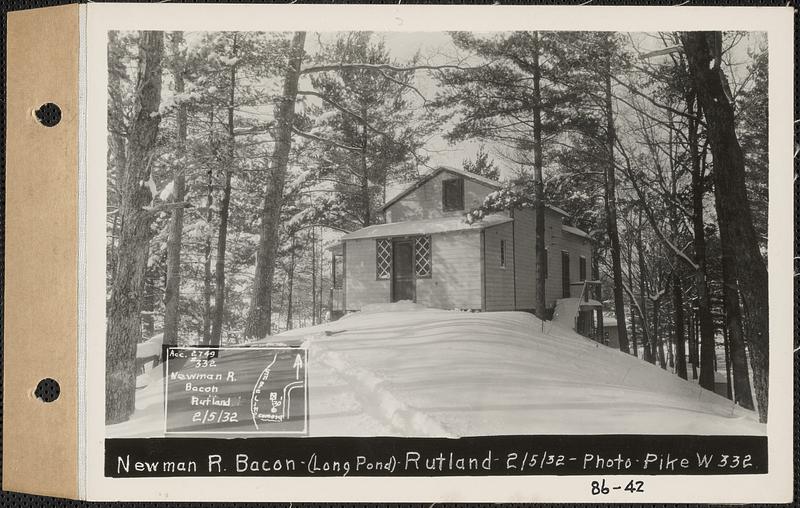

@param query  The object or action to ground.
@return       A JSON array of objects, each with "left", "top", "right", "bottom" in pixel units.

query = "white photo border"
[{"left": 83, "top": 3, "right": 794, "bottom": 502}]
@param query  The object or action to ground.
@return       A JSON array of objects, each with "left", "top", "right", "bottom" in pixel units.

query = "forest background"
[{"left": 105, "top": 30, "right": 769, "bottom": 425}]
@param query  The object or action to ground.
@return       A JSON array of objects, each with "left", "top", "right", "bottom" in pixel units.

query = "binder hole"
[
  {"left": 34, "top": 103, "right": 61, "bottom": 127},
  {"left": 34, "top": 378, "right": 60, "bottom": 403}
]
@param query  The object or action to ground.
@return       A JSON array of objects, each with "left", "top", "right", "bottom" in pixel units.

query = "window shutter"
[
  {"left": 376, "top": 239, "right": 392, "bottom": 279},
  {"left": 414, "top": 235, "right": 432, "bottom": 277}
]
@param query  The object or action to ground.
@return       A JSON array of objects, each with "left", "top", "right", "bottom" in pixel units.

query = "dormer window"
[{"left": 442, "top": 177, "right": 464, "bottom": 211}]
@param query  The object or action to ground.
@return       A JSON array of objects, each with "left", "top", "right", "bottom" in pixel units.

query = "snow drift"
[{"left": 108, "top": 303, "right": 763, "bottom": 437}]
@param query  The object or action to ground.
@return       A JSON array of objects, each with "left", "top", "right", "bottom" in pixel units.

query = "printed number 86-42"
[{"left": 591, "top": 479, "right": 644, "bottom": 495}]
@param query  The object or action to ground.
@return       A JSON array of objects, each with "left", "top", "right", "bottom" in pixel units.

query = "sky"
[
  {"left": 306, "top": 31, "right": 485, "bottom": 175},
  {"left": 165, "top": 30, "right": 767, "bottom": 200}
]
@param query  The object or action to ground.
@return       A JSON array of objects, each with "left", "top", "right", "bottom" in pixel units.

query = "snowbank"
[
  {"left": 137, "top": 333, "right": 163, "bottom": 360},
  {"left": 108, "top": 304, "right": 763, "bottom": 438}
]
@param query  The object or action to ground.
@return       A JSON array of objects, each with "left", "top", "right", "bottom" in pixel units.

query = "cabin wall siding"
[
  {"left": 344, "top": 238, "right": 390, "bottom": 311},
  {"left": 558, "top": 229, "right": 593, "bottom": 300},
  {"left": 512, "top": 209, "right": 536, "bottom": 310},
  {"left": 385, "top": 172, "right": 495, "bottom": 223},
  {"left": 416, "top": 230, "right": 482, "bottom": 310},
  {"left": 483, "top": 222, "right": 516, "bottom": 311},
  {"left": 544, "top": 225, "right": 593, "bottom": 307},
  {"left": 343, "top": 197, "right": 593, "bottom": 313},
  {"left": 344, "top": 231, "right": 482, "bottom": 311},
  {"left": 511, "top": 207, "right": 585, "bottom": 309}
]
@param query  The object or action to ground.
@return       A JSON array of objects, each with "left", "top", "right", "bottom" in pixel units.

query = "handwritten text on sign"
[{"left": 164, "top": 346, "right": 308, "bottom": 434}]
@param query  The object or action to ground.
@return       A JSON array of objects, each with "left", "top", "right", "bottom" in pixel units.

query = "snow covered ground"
[{"left": 108, "top": 302, "right": 763, "bottom": 437}]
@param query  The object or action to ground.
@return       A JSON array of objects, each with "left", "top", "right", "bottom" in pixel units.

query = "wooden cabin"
[{"left": 329, "top": 167, "right": 598, "bottom": 332}]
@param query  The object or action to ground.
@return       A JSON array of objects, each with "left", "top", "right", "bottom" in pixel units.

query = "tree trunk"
[
  {"left": 106, "top": 31, "right": 164, "bottom": 424},
  {"left": 210, "top": 43, "right": 238, "bottom": 347},
  {"left": 685, "top": 91, "right": 717, "bottom": 393},
  {"left": 682, "top": 31, "right": 768, "bottom": 423},
  {"left": 665, "top": 114, "right": 678, "bottom": 372},
  {"left": 672, "top": 272, "right": 688, "bottom": 379},
  {"left": 141, "top": 261, "right": 156, "bottom": 338},
  {"left": 687, "top": 308, "right": 698, "bottom": 379},
  {"left": 630, "top": 302, "right": 638, "bottom": 356},
  {"left": 723, "top": 318, "right": 733, "bottom": 400},
  {"left": 202, "top": 169, "right": 214, "bottom": 345},
  {"left": 592, "top": 257, "right": 603, "bottom": 341},
  {"left": 360, "top": 119, "right": 371, "bottom": 227},
  {"left": 531, "top": 31, "right": 547, "bottom": 321},
  {"left": 626, "top": 244, "right": 638, "bottom": 357},
  {"left": 636, "top": 229, "right": 653, "bottom": 363},
  {"left": 163, "top": 32, "right": 187, "bottom": 346},
  {"left": 108, "top": 31, "right": 129, "bottom": 199},
  {"left": 666, "top": 318, "right": 675, "bottom": 369},
  {"left": 244, "top": 31, "right": 307, "bottom": 340},
  {"left": 109, "top": 211, "right": 120, "bottom": 279},
  {"left": 653, "top": 295, "right": 666, "bottom": 369},
  {"left": 317, "top": 237, "right": 325, "bottom": 324},
  {"left": 311, "top": 228, "right": 317, "bottom": 325},
  {"left": 714, "top": 178, "right": 756, "bottom": 410},
  {"left": 108, "top": 33, "right": 128, "bottom": 282},
  {"left": 285, "top": 235, "right": 296, "bottom": 330},
  {"left": 602, "top": 40, "right": 629, "bottom": 354}
]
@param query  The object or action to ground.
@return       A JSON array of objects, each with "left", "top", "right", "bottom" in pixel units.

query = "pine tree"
[
  {"left": 681, "top": 31, "right": 768, "bottom": 422},
  {"left": 302, "top": 32, "right": 428, "bottom": 230},
  {"left": 462, "top": 146, "right": 500, "bottom": 181},
  {"left": 245, "top": 31, "right": 307, "bottom": 339},
  {"left": 106, "top": 31, "right": 165, "bottom": 423},
  {"left": 436, "top": 31, "right": 580, "bottom": 321},
  {"left": 162, "top": 31, "right": 188, "bottom": 346}
]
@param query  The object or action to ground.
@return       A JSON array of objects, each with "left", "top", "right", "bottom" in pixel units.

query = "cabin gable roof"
[{"left": 380, "top": 166, "right": 501, "bottom": 213}]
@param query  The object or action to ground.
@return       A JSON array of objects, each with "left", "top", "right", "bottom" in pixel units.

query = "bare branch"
[
  {"left": 291, "top": 126, "right": 362, "bottom": 152},
  {"left": 143, "top": 201, "right": 193, "bottom": 216},
  {"left": 297, "top": 90, "right": 391, "bottom": 137},
  {"left": 299, "top": 62, "right": 488, "bottom": 76},
  {"left": 616, "top": 143, "right": 699, "bottom": 271}
]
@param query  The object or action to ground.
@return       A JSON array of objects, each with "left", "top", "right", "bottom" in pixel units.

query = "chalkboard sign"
[{"left": 164, "top": 347, "right": 308, "bottom": 435}]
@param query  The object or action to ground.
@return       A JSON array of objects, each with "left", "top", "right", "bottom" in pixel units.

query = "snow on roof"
[
  {"left": 380, "top": 166, "right": 502, "bottom": 212},
  {"left": 438, "top": 165, "right": 503, "bottom": 188},
  {"left": 562, "top": 224, "right": 591, "bottom": 239},
  {"left": 547, "top": 204, "right": 570, "bottom": 216},
  {"left": 579, "top": 299, "right": 602, "bottom": 309},
  {"left": 341, "top": 213, "right": 512, "bottom": 241},
  {"left": 603, "top": 318, "right": 618, "bottom": 327}
]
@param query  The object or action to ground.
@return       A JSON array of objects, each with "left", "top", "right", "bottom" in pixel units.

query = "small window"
[
  {"left": 415, "top": 235, "right": 432, "bottom": 277},
  {"left": 579, "top": 256, "right": 587, "bottom": 281},
  {"left": 442, "top": 178, "right": 465, "bottom": 211},
  {"left": 376, "top": 239, "right": 391, "bottom": 280},
  {"left": 500, "top": 240, "right": 506, "bottom": 268}
]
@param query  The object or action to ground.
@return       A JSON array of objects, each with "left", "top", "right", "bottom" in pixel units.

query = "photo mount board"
[{"left": 4, "top": 3, "right": 81, "bottom": 500}]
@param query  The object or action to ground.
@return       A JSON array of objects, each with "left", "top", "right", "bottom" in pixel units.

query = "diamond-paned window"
[
  {"left": 415, "top": 235, "right": 432, "bottom": 278},
  {"left": 376, "top": 239, "right": 392, "bottom": 280}
]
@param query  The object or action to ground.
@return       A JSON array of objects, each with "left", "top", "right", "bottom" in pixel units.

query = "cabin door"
[{"left": 392, "top": 239, "right": 415, "bottom": 302}]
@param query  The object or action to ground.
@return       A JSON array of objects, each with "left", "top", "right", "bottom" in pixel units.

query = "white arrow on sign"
[{"left": 293, "top": 354, "right": 303, "bottom": 380}]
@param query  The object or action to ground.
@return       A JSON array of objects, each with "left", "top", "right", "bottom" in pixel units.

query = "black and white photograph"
[{"left": 103, "top": 27, "right": 771, "bottom": 441}]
